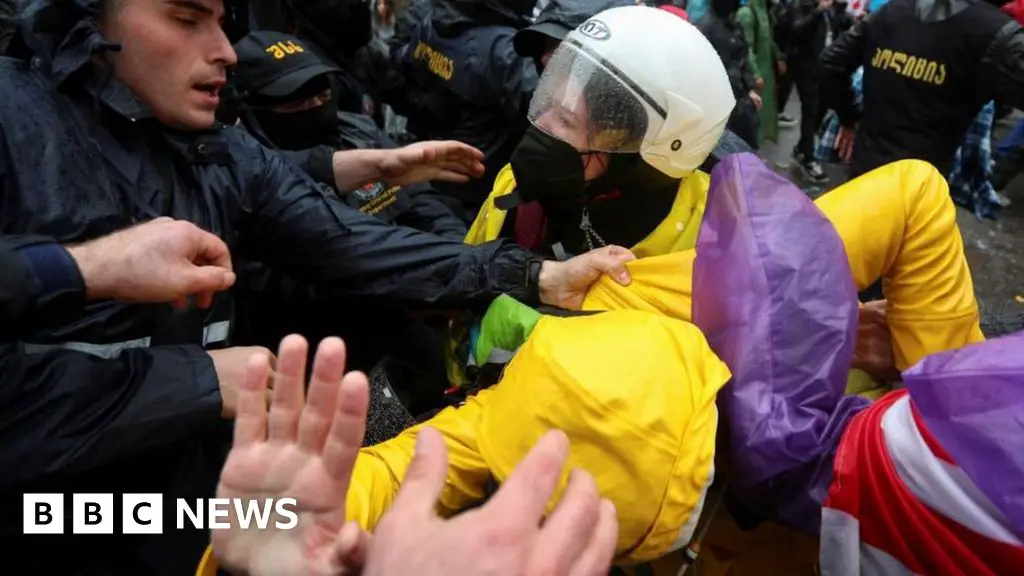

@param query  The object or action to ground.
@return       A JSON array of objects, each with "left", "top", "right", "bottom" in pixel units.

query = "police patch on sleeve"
[{"left": 346, "top": 180, "right": 412, "bottom": 223}]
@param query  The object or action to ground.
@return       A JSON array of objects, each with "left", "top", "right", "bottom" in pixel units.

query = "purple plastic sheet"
[
  {"left": 692, "top": 154, "right": 867, "bottom": 533},
  {"left": 904, "top": 331, "right": 1024, "bottom": 539}
]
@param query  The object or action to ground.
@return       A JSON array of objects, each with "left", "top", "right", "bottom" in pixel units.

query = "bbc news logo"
[{"left": 23, "top": 494, "right": 298, "bottom": 534}]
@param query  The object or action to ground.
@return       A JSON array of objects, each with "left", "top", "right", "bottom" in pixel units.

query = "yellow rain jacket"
[
  {"left": 466, "top": 164, "right": 712, "bottom": 258},
  {"left": 447, "top": 164, "right": 710, "bottom": 387},
  {"left": 198, "top": 160, "right": 984, "bottom": 576}
]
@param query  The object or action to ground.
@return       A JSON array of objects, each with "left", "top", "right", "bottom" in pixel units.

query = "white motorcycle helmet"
[{"left": 527, "top": 5, "right": 736, "bottom": 177}]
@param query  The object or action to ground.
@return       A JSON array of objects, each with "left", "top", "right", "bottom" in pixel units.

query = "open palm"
[
  {"left": 212, "top": 336, "right": 370, "bottom": 576},
  {"left": 380, "top": 141, "right": 485, "bottom": 186}
]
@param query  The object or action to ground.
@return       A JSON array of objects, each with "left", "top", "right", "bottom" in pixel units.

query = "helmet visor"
[{"left": 527, "top": 41, "right": 653, "bottom": 153}]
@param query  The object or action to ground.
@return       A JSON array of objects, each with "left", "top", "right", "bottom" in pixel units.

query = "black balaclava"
[{"left": 248, "top": 75, "right": 339, "bottom": 150}]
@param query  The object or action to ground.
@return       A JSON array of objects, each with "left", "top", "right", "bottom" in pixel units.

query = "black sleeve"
[
  {"left": 981, "top": 21, "right": 1024, "bottom": 111},
  {"left": 243, "top": 141, "right": 541, "bottom": 311},
  {"left": 820, "top": 18, "right": 869, "bottom": 127},
  {"left": 0, "top": 129, "right": 223, "bottom": 488},
  {"left": 395, "top": 184, "right": 469, "bottom": 241},
  {"left": 278, "top": 146, "right": 338, "bottom": 189},
  {"left": 0, "top": 343, "right": 222, "bottom": 488},
  {"left": 388, "top": 0, "right": 431, "bottom": 55},
  {"left": 0, "top": 236, "right": 86, "bottom": 342}
]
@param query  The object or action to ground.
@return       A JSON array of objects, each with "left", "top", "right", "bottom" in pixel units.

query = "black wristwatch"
[{"left": 524, "top": 256, "right": 544, "bottom": 306}]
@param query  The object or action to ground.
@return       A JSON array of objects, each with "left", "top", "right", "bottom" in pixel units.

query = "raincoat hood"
[
  {"left": 905, "top": 330, "right": 1024, "bottom": 539},
  {"left": 16, "top": 0, "right": 152, "bottom": 119},
  {"left": 17, "top": 0, "right": 248, "bottom": 120},
  {"left": 692, "top": 153, "right": 864, "bottom": 532},
  {"left": 477, "top": 309, "right": 731, "bottom": 563}
]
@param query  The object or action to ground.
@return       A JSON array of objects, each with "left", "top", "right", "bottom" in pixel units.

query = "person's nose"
[{"left": 209, "top": 29, "right": 238, "bottom": 67}]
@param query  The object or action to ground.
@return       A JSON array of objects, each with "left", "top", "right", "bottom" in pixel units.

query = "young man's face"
[{"left": 100, "top": 0, "right": 238, "bottom": 129}]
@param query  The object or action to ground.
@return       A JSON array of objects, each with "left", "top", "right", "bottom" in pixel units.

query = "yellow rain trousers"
[{"left": 198, "top": 160, "right": 983, "bottom": 576}]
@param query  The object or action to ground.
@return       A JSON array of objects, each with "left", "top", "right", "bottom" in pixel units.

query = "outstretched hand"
[
  {"left": 67, "top": 217, "right": 235, "bottom": 308},
  {"left": 380, "top": 141, "right": 486, "bottom": 186},
  {"left": 538, "top": 245, "right": 636, "bottom": 310},
  {"left": 212, "top": 335, "right": 370, "bottom": 576},
  {"left": 364, "top": 428, "right": 618, "bottom": 576}
]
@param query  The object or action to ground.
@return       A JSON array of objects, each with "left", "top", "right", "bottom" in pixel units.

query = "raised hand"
[{"left": 211, "top": 335, "right": 370, "bottom": 576}]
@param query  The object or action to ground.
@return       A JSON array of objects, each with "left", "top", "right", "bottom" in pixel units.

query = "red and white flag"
[{"left": 822, "top": 389, "right": 1024, "bottom": 575}]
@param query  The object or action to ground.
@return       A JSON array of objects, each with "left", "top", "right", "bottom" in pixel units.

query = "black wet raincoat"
[{"left": 386, "top": 0, "right": 539, "bottom": 218}]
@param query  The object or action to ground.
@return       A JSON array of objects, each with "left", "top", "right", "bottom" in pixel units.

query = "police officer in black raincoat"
[
  {"left": 697, "top": 0, "right": 762, "bottom": 149},
  {"left": 0, "top": 0, "right": 630, "bottom": 572},
  {"left": 246, "top": 0, "right": 395, "bottom": 124},
  {"left": 386, "top": 0, "right": 540, "bottom": 219},
  {"left": 820, "top": 0, "right": 1024, "bottom": 180},
  {"left": 230, "top": 30, "right": 465, "bottom": 385},
  {"left": 233, "top": 31, "right": 466, "bottom": 239}
]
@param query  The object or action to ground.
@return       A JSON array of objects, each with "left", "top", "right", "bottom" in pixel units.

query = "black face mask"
[
  {"left": 250, "top": 96, "right": 339, "bottom": 151},
  {"left": 509, "top": 126, "right": 589, "bottom": 204}
]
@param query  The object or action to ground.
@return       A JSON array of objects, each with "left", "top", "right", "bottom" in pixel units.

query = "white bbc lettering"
[
  {"left": 276, "top": 499, "right": 298, "bottom": 529},
  {"left": 177, "top": 498, "right": 204, "bottom": 529},
  {"left": 209, "top": 498, "right": 231, "bottom": 529},
  {"left": 234, "top": 499, "right": 274, "bottom": 529},
  {"left": 23, "top": 494, "right": 64, "bottom": 534},
  {"left": 73, "top": 494, "right": 114, "bottom": 534},
  {"left": 122, "top": 494, "right": 163, "bottom": 534}
]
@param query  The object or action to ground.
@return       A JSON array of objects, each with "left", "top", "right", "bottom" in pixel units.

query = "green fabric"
[
  {"left": 474, "top": 295, "right": 542, "bottom": 366},
  {"left": 737, "top": 0, "right": 779, "bottom": 144}
]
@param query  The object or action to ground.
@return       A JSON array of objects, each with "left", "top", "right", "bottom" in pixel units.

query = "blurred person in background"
[
  {"left": 698, "top": 0, "right": 763, "bottom": 149},
  {"left": 737, "top": 0, "right": 784, "bottom": 146},
  {"left": 820, "top": 0, "right": 1024, "bottom": 180},
  {"left": 772, "top": 0, "right": 800, "bottom": 128},
  {"left": 787, "top": 0, "right": 852, "bottom": 183}
]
